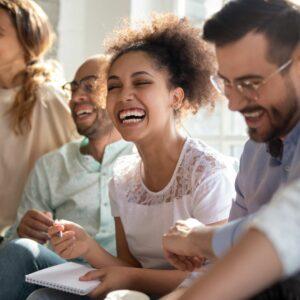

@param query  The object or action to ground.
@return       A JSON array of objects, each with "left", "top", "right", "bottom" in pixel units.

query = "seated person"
[
  {"left": 0, "top": 54, "right": 132, "bottom": 300},
  {"left": 40, "top": 14, "right": 236, "bottom": 300}
]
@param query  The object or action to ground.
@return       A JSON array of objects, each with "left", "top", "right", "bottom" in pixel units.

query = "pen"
[{"left": 54, "top": 219, "right": 63, "bottom": 238}]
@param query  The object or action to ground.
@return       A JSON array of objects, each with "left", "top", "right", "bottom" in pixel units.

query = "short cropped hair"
[{"left": 203, "top": 0, "right": 300, "bottom": 65}]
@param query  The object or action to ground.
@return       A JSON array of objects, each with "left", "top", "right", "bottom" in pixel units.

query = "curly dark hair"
[{"left": 105, "top": 14, "right": 217, "bottom": 115}]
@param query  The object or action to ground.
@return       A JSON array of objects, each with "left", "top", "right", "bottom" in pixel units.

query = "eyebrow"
[
  {"left": 218, "top": 72, "right": 263, "bottom": 82},
  {"left": 79, "top": 75, "right": 98, "bottom": 83},
  {"left": 108, "top": 71, "right": 154, "bottom": 81},
  {"left": 70, "top": 75, "right": 98, "bottom": 85}
]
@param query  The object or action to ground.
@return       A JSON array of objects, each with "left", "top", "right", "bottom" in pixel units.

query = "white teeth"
[
  {"left": 244, "top": 111, "right": 264, "bottom": 118},
  {"left": 76, "top": 109, "right": 93, "bottom": 116},
  {"left": 119, "top": 109, "right": 145, "bottom": 120},
  {"left": 122, "top": 118, "right": 143, "bottom": 124}
]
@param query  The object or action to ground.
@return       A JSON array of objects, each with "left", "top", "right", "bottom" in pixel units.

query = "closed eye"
[
  {"left": 239, "top": 80, "right": 262, "bottom": 89},
  {"left": 134, "top": 80, "right": 152, "bottom": 86},
  {"left": 107, "top": 84, "right": 122, "bottom": 91}
]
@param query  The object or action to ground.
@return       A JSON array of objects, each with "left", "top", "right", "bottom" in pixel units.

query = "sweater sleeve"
[{"left": 249, "top": 179, "right": 300, "bottom": 277}]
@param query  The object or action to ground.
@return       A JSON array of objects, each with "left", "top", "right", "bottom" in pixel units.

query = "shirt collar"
[
  {"left": 77, "top": 138, "right": 131, "bottom": 172},
  {"left": 266, "top": 121, "right": 300, "bottom": 161}
]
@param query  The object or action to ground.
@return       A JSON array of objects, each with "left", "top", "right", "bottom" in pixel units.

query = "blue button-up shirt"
[
  {"left": 229, "top": 121, "right": 300, "bottom": 220},
  {"left": 213, "top": 121, "right": 300, "bottom": 256}
]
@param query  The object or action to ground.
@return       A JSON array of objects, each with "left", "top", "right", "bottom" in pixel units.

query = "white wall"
[
  {"left": 131, "top": 0, "right": 177, "bottom": 22},
  {"left": 58, "top": 0, "right": 130, "bottom": 80}
]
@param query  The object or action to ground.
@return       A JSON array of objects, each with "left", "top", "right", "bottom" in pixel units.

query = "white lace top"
[{"left": 109, "top": 138, "right": 236, "bottom": 269}]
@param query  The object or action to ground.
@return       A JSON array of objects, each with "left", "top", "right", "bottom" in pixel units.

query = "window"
[{"left": 177, "top": 0, "right": 248, "bottom": 158}]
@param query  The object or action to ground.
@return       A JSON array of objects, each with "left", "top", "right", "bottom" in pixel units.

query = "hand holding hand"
[
  {"left": 162, "top": 218, "right": 212, "bottom": 271},
  {"left": 17, "top": 210, "right": 53, "bottom": 244},
  {"left": 48, "top": 220, "right": 92, "bottom": 260}
]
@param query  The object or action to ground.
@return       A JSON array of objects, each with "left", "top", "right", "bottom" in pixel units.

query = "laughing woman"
[
  {"left": 0, "top": 0, "right": 76, "bottom": 234},
  {"left": 48, "top": 14, "right": 236, "bottom": 299}
]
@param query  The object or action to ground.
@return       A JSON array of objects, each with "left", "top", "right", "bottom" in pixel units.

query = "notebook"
[{"left": 25, "top": 262, "right": 100, "bottom": 295}]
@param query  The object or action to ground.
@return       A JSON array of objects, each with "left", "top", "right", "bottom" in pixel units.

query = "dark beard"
[
  {"left": 76, "top": 115, "right": 99, "bottom": 137},
  {"left": 77, "top": 109, "right": 114, "bottom": 139},
  {"left": 249, "top": 80, "right": 300, "bottom": 143}
]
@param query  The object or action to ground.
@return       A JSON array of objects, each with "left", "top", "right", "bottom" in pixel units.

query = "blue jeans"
[{"left": 0, "top": 238, "right": 65, "bottom": 300}]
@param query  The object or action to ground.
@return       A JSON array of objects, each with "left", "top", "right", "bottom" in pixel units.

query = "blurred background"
[{"left": 37, "top": 0, "right": 248, "bottom": 159}]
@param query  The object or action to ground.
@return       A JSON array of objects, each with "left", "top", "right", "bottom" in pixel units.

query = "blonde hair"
[{"left": 0, "top": 0, "right": 63, "bottom": 134}]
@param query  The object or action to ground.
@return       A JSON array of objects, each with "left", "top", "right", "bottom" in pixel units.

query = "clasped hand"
[{"left": 162, "top": 218, "right": 209, "bottom": 271}]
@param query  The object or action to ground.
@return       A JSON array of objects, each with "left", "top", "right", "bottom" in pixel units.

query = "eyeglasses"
[
  {"left": 210, "top": 59, "right": 293, "bottom": 100},
  {"left": 62, "top": 75, "right": 100, "bottom": 95}
]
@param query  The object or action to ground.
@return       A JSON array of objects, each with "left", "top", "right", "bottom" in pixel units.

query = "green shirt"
[{"left": 5, "top": 138, "right": 132, "bottom": 255}]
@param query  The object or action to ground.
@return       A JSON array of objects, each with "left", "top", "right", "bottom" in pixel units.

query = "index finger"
[{"left": 29, "top": 210, "right": 53, "bottom": 227}]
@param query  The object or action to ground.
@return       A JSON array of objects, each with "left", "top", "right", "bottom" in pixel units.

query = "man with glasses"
[
  {"left": 162, "top": 0, "right": 300, "bottom": 299},
  {"left": 208, "top": 0, "right": 300, "bottom": 221},
  {"left": 0, "top": 55, "right": 132, "bottom": 300}
]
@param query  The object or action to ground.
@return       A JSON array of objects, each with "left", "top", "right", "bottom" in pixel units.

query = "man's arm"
[
  {"left": 169, "top": 229, "right": 282, "bottom": 300},
  {"left": 164, "top": 179, "right": 300, "bottom": 300},
  {"left": 162, "top": 217, "right": 250, "bottom": 270}
]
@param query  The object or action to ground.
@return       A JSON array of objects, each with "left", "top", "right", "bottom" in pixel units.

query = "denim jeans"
[{"left": 0, "top": 238, "right": 65, "bottom": 300}]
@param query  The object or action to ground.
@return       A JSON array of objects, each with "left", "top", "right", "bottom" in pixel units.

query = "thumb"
[{"left": 80, "top": 269, "right": 105, "bottom": 281}]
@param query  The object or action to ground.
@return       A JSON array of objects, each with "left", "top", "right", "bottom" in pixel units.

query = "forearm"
[
  {"left": 84, "top": 238, "right": 131, "bottom": 268},
  {"left": 131, "top": 268, "right": 188, "bottom": 296},
  {"left": 178, "top": 229, "right": 282, "bottom": 300}
]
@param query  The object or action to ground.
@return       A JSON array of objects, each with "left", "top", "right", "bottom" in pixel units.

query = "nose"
[
  {"left": 70, "top": 89, "right": 88, "bottom": 104},
  {"left": 119, "top": 84, "right": 135, "bottom": 103},
  {"left": 225, "top": 87, "right": 248, "bottom": 112}
]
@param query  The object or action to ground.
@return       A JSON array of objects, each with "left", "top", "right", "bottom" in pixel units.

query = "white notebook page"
[{"left": 25, "top": 262, "right": 100, "bottom": 295}]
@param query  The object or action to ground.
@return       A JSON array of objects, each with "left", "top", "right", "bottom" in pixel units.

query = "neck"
[
  {"left": 136, "top": 128, "right": 186, "bottom": 191},
  {"left": 82, "top": 128, "right": 122, "bottom": 162},
  {"left": 0, "top": 59, "right": 26, "bottom": 89}
]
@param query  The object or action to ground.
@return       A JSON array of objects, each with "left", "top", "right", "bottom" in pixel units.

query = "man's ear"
[{"left": 171, "top": 87, "right": 185, "bottom": 111}]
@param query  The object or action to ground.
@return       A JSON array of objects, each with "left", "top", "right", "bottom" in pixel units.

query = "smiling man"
[
  {"left": 0, "top": 55, "right": 132, "bottom": 300},
  {"left": 206, "top": 0, "right": 300, "bottom": 221},
  {"left": 162, "top": 0, "right": 300, "bottom": 299}
]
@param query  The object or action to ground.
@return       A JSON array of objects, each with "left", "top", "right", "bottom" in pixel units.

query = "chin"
[{"left": 248, "top": 127, "right": 279, "bottom": 143}]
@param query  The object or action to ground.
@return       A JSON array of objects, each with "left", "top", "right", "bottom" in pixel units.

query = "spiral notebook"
[{"left": 25, "top": 262, "right": 100, "bottom": 295}]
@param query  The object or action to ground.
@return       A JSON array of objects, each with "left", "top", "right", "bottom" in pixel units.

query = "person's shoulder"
[
  {"left": 185, "top": 138, "right": 234, "bottom": 173},
  {"left": 112, "top": 153, "right": 140, "bottom": 182},
  {"left": 37, "top": 139, "right": 82, "bottom": 168},
  {"left": 35, "top": 81, "right": 68, "bottom": 107},
  {"left": 240, "top": 138, "right": 267, "bottom": 164}
]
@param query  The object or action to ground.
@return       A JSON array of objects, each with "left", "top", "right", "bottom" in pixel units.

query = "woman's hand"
[
  {"left": 48, "top": 220, "right": 92, "bottom": 259},
  {"left": 80, "top": 266, "right": 138, "bottom": 299},
  {"left": 162, "top": 218, "right": 210, "bottom": 271}
]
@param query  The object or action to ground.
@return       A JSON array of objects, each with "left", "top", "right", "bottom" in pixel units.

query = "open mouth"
[
  {"left": 74, "top": 105, "right": 95, "bottom": 120},
  {"left": 118, "top": 108, "right": 146, "bottom": 124},
  {"left": 243, "top": 109, "right": 265, "bottom": 127}
]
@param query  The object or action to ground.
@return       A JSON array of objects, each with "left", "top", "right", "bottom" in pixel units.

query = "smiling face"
[
  {"left": 69, "top": 58, "right": 113, "bottom": 138},
  {"left": 0, "top": 8, "right": 25, "bottom": 71},
  {"left": 106, "top": 51, "right": 182, "bottom": 144},
  {"left": 216, "top": 32, "right": 299, "bottom": 142}
]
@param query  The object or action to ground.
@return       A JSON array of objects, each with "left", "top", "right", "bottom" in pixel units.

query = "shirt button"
[
  {"left": 103, "top": 202, "right": 108, "bottom": 207},
  {"left": 284, "top": 165, "right": 290, "bottom": 172}
]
